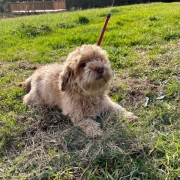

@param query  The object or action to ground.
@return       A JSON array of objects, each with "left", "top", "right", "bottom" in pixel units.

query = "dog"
[{"left": 18, "top": 45, "right": 138, "bottom": 137}]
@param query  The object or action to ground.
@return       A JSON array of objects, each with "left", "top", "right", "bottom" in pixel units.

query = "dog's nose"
[{"left": 95, "top": 67, "right": 104, "bottom": 74}]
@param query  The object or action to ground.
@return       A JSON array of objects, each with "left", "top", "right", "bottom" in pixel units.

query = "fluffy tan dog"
[{"left": 19, "top": 45, "right": 138, "bottom": 137}]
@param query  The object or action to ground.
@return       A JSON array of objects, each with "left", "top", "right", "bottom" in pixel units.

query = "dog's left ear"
[{"left": 60, "top": 66, "right": 73, "bottom": 91}]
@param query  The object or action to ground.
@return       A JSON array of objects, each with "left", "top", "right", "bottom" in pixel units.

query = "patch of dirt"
[
  {"left": 2, "top": 104, "right": 139, "bottom": 179},
  {"left": 18, "top": 62, "right": 37, "bottom": 70},
  {"left": 13, "top": 107, "right": 73, "bottom": 151},
  {"left": 110, "top": 77, "right": 164, "bottom": 107},
  {"left": 2, "top": 73, "right": 161, "bottom": 178}
]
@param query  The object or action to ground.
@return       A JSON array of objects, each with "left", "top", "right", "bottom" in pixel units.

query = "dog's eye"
[
  {"left": 81, "top": 63, "right": 86, "bottom": 68},
  {"left": 96, "top": 58, "right": 102, "bottom": 62}
]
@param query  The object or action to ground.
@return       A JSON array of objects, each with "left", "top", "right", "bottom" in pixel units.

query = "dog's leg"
[
  {"left": 104, "top": 97, "right": 138, "bottom": 121},
  {"left": 111, "top": 101, "right": 138, "bottom": 120},
  {"left": 23, "top": 88, "right": 43, "bottom": 106},
  {"left": 23, "top": 91, "right": 35, "bottom": 105},
  {"left": 72, "top": 118, "right": 103, "bottom": 138}
]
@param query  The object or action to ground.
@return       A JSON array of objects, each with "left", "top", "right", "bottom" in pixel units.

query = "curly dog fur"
[{"left": 18, "top": 45, "right": 138, "bottom": 137}]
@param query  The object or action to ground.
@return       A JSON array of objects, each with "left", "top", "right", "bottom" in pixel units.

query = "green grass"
[{"left": 0, "top": 2, "right": 180, "bottom": 179}]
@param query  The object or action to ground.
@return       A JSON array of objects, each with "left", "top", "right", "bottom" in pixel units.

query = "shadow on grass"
[
  {"left": 1, "top": 75, "right": 169, "bottom": 179},
  {"left": 0, "top": 105, "right": 152, "bottom": 180}
]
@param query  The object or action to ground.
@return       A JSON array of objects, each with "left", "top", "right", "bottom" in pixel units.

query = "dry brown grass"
[{"left": 2, "top": 103, "right": 141, "bottom": 179}]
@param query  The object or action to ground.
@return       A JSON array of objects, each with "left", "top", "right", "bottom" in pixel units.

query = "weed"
[
  {"left": 149, "top": 16, "right": 160, "bottom": 21},
  {"left": 78, "top": 16, "right": 90, "bottom": 24},
  {"left": 57, "top": 22, "right": 75, "bottom": 29},
  {"left": 16, "top": 23, "right": 52, "bottom": 37},
  {"left": 163, "top": 33, "right": 180, "bottom": 41}
]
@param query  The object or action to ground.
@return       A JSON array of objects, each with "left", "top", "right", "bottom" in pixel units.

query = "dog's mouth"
[
  {"left": 78, "top": 63, "right": 112, "bottom": 92},
  {"left": 96, "top": 73, "right": 104, "bottom": 80},
  {"left": 77, "top": 67, "right": 112, "bottom": 96},
  {"left": 94, "top": 66, "right": 105, "bottom": 80},
  {"left": 95, "top": 65, "right": 113, "bottom": 82}
]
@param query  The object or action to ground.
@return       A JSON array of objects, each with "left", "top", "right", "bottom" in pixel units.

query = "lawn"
[{"left": 0, "top": 2, "right": 180, "bottom": 179}]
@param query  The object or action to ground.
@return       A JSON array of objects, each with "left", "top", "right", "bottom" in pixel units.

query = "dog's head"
[{"left": 59, "top": 45, "right": 113, "bottom": 96}]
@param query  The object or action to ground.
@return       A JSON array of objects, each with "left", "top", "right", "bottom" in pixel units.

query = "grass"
[{"left": 0, "top": 2, "right": 180, "bottom": 179}]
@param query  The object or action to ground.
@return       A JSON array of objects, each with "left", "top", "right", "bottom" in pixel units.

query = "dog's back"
[{"left": 18, "top": 64, "right": 63, "bottom": 106}]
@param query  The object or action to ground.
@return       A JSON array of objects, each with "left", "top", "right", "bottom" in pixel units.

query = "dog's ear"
[{"left": 60, "top": 66, "right": 73, "bottom": 91}]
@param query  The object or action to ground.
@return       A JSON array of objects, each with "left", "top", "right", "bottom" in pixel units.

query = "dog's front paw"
[
  {"left": 78, "top": 119, "right": 103, "bottom": 138},
  {"left": 86, "top": 126, "right": 103, "bottom": 138}
]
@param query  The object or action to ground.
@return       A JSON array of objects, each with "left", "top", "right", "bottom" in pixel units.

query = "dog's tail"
[
  {"left": 16, "top": 82, "right": 31, "bottom": 92},
  {"left": 16, "top": 82, "right": 24, "bottom": 87},
  {"left": 16, "top": 77, "right": 32, "bottom": 92}
]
